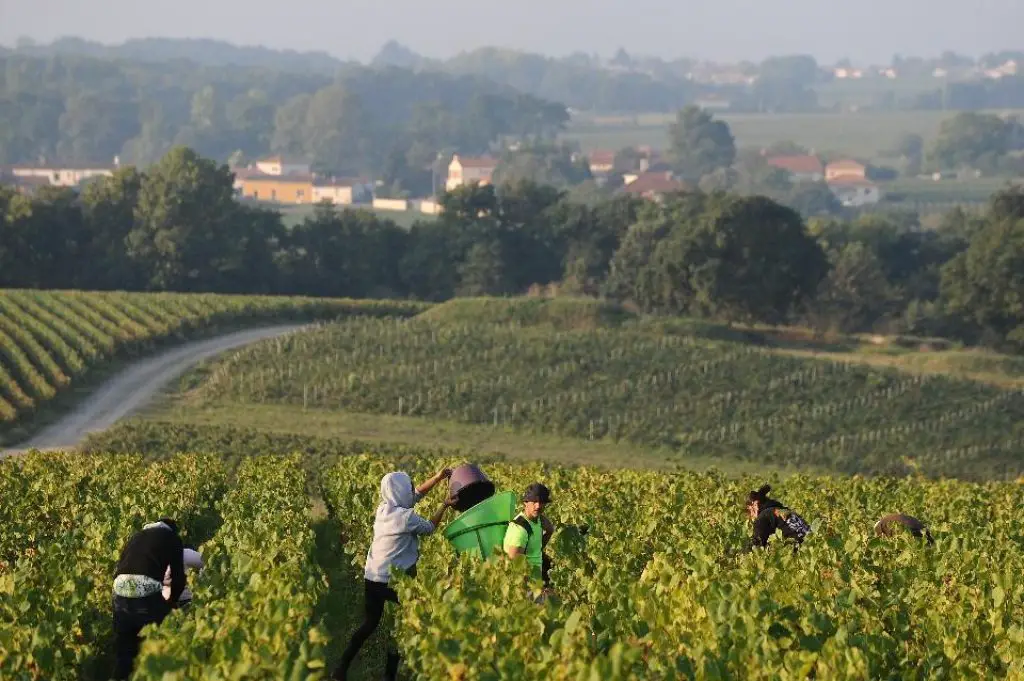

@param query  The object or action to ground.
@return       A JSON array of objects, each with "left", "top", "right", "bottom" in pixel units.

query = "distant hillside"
[{"left": 12, "top": 36, "right": 350, "bottom": 74}]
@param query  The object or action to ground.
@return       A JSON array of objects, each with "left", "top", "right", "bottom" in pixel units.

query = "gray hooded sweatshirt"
[{"left": 364, "top": 471, "right": 435, "bottom": 583}]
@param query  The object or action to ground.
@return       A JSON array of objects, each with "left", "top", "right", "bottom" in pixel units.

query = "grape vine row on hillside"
[{"left": 193, "top": 319, "right": 1024, "bottom": 479}]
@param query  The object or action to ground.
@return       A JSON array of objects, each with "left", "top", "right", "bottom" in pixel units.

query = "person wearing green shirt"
[{"left": 503, "top": 483, "right": 554, "bottom": 586}]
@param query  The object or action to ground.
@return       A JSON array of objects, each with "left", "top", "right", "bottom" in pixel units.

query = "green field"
[
  {"left": 0, "top": 290, "right": 427, "bottom": 444},
  {"left": 276, "top": 204, "right": 436, "bottom": 229},
  {"left": 133, "top": 298, "right": 1024, "bottom": 480},
  {"left": 564, "top": 110, "right": 1024, "bottom": 164}
]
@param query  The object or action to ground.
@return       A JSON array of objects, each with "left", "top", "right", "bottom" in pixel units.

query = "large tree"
[{"left": 667, "top": 106, "right": 736, "bottom": 182}]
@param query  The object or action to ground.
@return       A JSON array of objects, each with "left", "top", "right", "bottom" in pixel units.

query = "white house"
[
  {"left": 11, "top": 163, "right": 115, "bottom": 187},
  {"left": 312, "top": 178, "right": 373, "bottom": 205},
  {"left": 254, "top": 155, "right": 311, "bottom": 176},
  {"left": 828, "top": 178, "right": 882, "bottom": 207},
  {"left": 446, "top": 155, "right": 497, "bottom": 191}
]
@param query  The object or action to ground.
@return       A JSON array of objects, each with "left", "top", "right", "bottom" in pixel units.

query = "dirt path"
[{"left": 0, "top": 325, "right": 304, "bottom": 457}]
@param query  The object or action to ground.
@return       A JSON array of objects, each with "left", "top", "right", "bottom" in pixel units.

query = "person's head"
[
  {"left": 158, "top": 518, "right": 179, "bottom": 534},
  {"left": 380, "top": 471, "right": 416, "bottom": 509},
  {"left": 746, "top": 484, "right": 774, "bottom": 521},
  {"left": 522, "top": 483, "right": 551, "bottom": 520}
]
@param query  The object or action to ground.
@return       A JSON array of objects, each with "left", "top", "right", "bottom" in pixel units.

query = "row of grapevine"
[
  {"left": 192, "top": 319, "right": 1024, "bottom": 479},
  {"left": 0, "top": 290, "right": 428, "bottom": 439},
  {"left": 0, "top": 452, "right": 226, "bottom": 680},
  {"left": 132, "top": 454, "right": 328, "bottom": 680},
  {"left": 322, "top": 452, "right": 1024, "bottom": 680}
]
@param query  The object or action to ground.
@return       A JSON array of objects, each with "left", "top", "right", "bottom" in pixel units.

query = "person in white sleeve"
[{"left": 163, "top": 546, "right": 204, "bottom": 608}]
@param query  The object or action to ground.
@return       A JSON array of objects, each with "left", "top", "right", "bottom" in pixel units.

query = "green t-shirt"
[{"left": 503, "top": 514, "right": 543, "bottom": 576}]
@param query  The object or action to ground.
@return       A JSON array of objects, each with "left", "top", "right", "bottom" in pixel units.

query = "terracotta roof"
[
  {"left": 766, "top": 155, "right": 824, "bottom": 174},
  {"left": 621, "top": 172, "right": 690, "bottom": 195},
  {"left": 587, "top": 150, "right": 616, "bottom": 165},
  {"left": 452, "top": 155, "right": 497, "bottom": 169}
]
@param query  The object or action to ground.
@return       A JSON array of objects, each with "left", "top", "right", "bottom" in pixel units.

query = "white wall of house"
[
  {"left": 312, "top": 185, "right": 354, "bottom": 205},
  {"left": 372, "top": 198, "right": 409, "bottom": 211},
  {"left": 11, "top": 167, "right": 112, "bottom": 187}
]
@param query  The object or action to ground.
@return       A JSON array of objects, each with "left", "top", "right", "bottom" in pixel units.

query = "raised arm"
[{"left": 415, "top": 468, "right": 452, "bottom": 497}]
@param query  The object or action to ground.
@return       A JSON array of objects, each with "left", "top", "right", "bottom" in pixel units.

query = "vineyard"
[
  {"left": 0, "top": 290, "right": 427, "bottom": 442},
  {"left": 3, "top": 447, "right": 1023, "bottom": 680},
  {"left": 189, "top": 319, "right": 1024, "bottom": 479}
]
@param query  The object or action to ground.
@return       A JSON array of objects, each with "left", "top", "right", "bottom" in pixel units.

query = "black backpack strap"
[{"left": 513, "top": 515, "right": 534, "bottom": 538}]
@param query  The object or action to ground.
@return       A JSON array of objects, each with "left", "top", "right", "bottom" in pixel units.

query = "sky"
[{"left": 0, "top": 0, "right": 1019, "bottom": 64}]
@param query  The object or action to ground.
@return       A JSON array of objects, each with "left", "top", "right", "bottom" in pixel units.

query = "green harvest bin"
[{"left": 443, "top": 491, "right": 517, "bottom": 559}]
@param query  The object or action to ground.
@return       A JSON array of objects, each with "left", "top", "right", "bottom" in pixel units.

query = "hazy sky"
[{"left": 0, "top": 0, "right": 1018, "bottom": 64}]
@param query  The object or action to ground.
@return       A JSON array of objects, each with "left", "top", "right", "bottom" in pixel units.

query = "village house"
[
  {"left": 765, "top": 155, "right": 825, "bottom": 182},
  {"left": 446, "top": 155, "right": 497, "bottom": 191},
  {"left": 586, "top": 150, "right": 616, "bottom": 176},
  {"left": 828, "top": 177, "right": 882, "bottom": 207},
  {"left": 825, "top": 159, "right": 868, "bottom": 182},
  {"left": 620, "top": 171, "right": 690, "bottom": 202},
  {"left": 253, "top": 155, "right": 311, "bottom": 176},
  {"left": 237, "top": 174, "right": 314, "bottom": 204},
  {"left": 312, "top": 178, "right": 373, "bottom": 205},
  {"left": 9, "top": 162, "right": 116, "bottom": 187}
]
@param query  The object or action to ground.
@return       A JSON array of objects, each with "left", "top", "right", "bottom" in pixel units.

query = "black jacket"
[
  {"left": 750, "top": 501, "right": 810, "bottom": 550},
  {"left": 115, "top": 525, "right": 186, "bottom": 602}
]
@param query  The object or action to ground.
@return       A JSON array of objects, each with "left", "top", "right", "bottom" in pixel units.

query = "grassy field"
[
  {"left": 276, "top": 203, "right": 435, "bottom": 229},
  {"left": 564, "top": 109, "right": 1024, "bottom": 163}
]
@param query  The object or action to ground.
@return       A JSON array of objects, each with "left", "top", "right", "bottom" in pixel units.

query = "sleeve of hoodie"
[
  {"left": 406, "top": 511, "right": 435, "bottom": 536},
  {"left": 167, "top": 534, "right": 187, "bottom": 602}
]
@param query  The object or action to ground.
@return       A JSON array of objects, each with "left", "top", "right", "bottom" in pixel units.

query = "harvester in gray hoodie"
[{"left": 333, "top": 468, "right": 454, "bottom": 681}]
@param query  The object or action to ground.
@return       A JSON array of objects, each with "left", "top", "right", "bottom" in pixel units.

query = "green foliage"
[
  {"left": 418, "top": 297, "right": 636, "bottom": 330},
  {"left": 187, "top": 319, "right": 1024, "bottom": 479},
  {"left": 323, "top": 453, "right": 1024, "bottom": 680},
  {"left": 0, "top": 290, "right": 427, "bottom": 440},
  {"left": 667, "top": 106, "right": 737, "bottom": 182},
  {"left": 0, "top": 452, "right": 226, "bottom": 680}
]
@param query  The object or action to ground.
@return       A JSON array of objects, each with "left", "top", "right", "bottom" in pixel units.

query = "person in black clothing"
[
  {"left": 874, "top": 513, "right": 934, "bottom": 545},
  {"left": 111, "top": 518, "right": 186, "bottom": 680},
  {"left": 746, "top": 484, "right": 811, "bottom": 551}
]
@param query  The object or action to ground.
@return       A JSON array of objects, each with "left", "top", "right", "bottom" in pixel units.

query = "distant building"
[
  {"left": 620, "top": 171, "right": 690, "bottom": 202},
  {"left": 254, "top": 155, "right": 311, "bottom": 176},
  {"left": 446, "top": 155, "right": 497, "bottom": 191},
  {"left": 10, "top": 162, "right": 115, "bottom": 187},
  {"left": 586, "top": 150, "right": 616, "bottom": 175},
  {"left": 825, "top": 159, "right": 868, "bottom": 182},
  {"left": 828, "top": 177, "right": 881, "bottom": 207},
  {"left": 765, "top": 155, "right": 825, "bottom": 182},
  {"left": 238, "top": 174, "right": 314, "bottom": 204},
  {"left": 312, "top": 178, "right": 373, "bottom": 205}
]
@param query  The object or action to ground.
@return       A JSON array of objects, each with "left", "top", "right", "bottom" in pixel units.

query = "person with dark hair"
[
  {"left": 111, "top": 518, "right": 186, "bottom": 679},
  {"left": 332, "top": 468, "right": 455, "bottom": 681},
  {"left": 745, "top": 484, "right": 811, "bottom": 551},
  {"left": 874, "top": 513, "right": 934, "bottom": 544},
  {"left": 503, "top": 483, "right": 555, "bottom": 586}
]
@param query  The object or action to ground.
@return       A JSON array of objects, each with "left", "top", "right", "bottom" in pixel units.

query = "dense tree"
[
  {"left": 928, "top": 112, "right": 1021, "bottom": 173},
  {"left": 667, "top": 106, "right": 737, "bottom": 182}
]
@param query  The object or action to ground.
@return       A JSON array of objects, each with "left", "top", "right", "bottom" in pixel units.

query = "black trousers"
[
  {"left": 334, "top": 579, "right": 402, "bottom": 680},
  {"left": 112, "top": 593, "right": 171, "bottom": 680}
]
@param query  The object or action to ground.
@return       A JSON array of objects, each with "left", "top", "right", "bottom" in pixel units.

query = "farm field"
[
  {"left": 564, "top": 109, "right": 1024, "bottom": 164},
  {"left": 162, "top": 314, "right": 1024, "bottom": 480},
  {"left": 0, "top": 290, "right": 427, "bottom": 444},
  {"left": 3, "top": 448, "right": 1023, "bottom": 680},
  {"left": 276, "top": 204, "right": 435, "bottom": 230}
]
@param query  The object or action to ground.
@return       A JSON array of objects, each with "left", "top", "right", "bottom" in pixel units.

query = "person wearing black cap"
[
  {"left": 503, "top": 483, "right": 554, "bottom": 585},
  {"left": 111, "top": 518, "right": 186, "bottom": 679},
  {"left": 745, "top": 484, "right": 811, "bottom": 551}
]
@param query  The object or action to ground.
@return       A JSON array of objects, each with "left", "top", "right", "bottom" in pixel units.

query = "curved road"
[{"left": 1, "top": 325, "right": 305, "bottom": 457}]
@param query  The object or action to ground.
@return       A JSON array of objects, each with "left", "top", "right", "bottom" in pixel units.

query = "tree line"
[
  {"left": 1, "top": 147, "right": 1021, "bottom": 352},
  {"left": 0, "top": 52, "right": 566, "bottom": 196}
]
